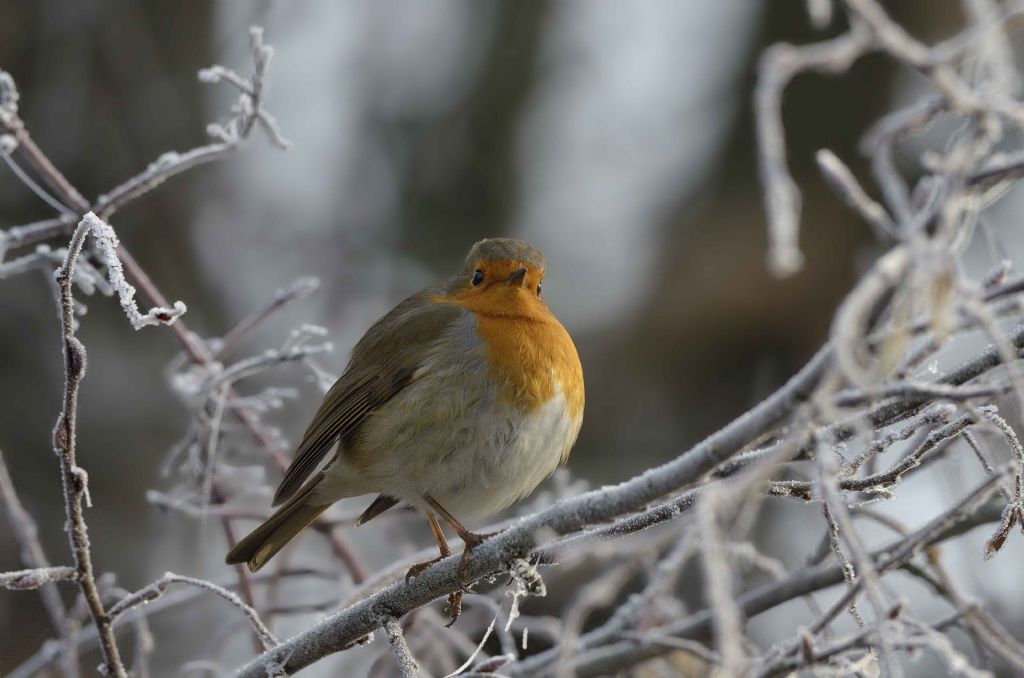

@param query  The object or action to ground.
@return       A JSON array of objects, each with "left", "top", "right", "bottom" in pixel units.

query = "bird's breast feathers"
[{"left": 436, "top": 294, "right": 584, "bottom": 432}]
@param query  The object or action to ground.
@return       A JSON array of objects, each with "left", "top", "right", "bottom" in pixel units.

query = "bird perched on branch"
[{"left": 227, "top": 238, "right": 584, "bottom": 618}]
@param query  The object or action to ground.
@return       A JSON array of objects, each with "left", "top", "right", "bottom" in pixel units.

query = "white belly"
[
  {"left": 314, "top": 378, "right": 579, "bottom": 521},
  {"left": 417, "top": 389, "right": 577, "bottom": 518}
]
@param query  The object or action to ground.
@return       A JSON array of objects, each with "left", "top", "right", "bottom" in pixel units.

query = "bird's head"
[{"left": 445, "top": 238, "right": 548, "bottom": 318}]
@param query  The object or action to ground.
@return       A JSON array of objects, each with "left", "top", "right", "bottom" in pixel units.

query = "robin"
[{"left": 226, "top": 238, "right": 584, "bottom": 615}]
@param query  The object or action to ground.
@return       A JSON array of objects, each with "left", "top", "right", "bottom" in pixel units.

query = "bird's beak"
[{"left": 505, "top": 268, "right": 528, "bottom": 287}]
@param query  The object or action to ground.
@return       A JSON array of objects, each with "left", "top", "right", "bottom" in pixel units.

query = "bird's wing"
[{"left": 272, "top": 289, "right": 463, "bottom": 505}]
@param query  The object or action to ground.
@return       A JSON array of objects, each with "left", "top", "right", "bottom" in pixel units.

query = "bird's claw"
[
  {"left": 440, "top": 529, "right": 503, "bottom": 625},
  {"left": 405, "top": 555, "right": 444, "bottom": 583},
  {"left": 444, "top": 591, "right": 463, "bottom": 625},
  {"left": 455, "top": 529, "right": 501, "bottom": 580}
]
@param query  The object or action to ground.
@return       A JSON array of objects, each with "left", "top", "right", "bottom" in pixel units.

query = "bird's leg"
[
  {"left": 424, "top": 495, "right": 503, "bottom": 581},
  {"left": 405, "top": 511, "right": 451, "bottom": 582},
  {"left": 402, "top": 510, "right": 465, "bottom": 623}
]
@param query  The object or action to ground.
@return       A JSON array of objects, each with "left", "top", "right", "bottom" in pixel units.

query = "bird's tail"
[{"left": 225, "top": 482, "right": 328, "bottom": 572}]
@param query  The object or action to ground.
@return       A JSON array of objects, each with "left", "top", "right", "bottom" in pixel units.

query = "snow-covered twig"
[
  {"left": 383, "top": 617, "right": 420, "bottom": 678},
  {"left": 76, "top": 213, "right": 187, "bottom": 329},
  {"left": 51, "top": 215, "right": 128, "bottom": 677},
  {"left": 108, "top": 572, "right": 278, "bottom": 651},
  {"left": 0, "top": 566, "right": 78, "bottom": 590}
]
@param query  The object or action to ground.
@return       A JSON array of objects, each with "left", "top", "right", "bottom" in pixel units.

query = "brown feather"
[
  {"left": 356, "top": 494, "right": 400, "bottom": 525},
  {"left": 271, "top": 290, "right": 466, "bottom": 506},
  {"left": 226, "top": 477, "right": 329, "bottom": 572}
]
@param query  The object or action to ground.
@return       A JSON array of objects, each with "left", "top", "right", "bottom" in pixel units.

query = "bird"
[{"left": 226, "top": 238, "right": 584, "bottom": 615}]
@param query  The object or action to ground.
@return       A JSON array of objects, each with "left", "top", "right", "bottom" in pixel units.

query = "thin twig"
[
  {"left": 383, "top": 616, "right": 421, "bottom": 678},
  {"left": 52, "top": 215, "right": 128, "bottom": 677},
  {"left": 107, "top": 571, "right": 278, "bottom": 651},
  {"left": 0, "top": 566, "right": 78, "bottom": 590}
]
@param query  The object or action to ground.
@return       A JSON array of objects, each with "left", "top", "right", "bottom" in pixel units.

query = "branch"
[
  {"left": 1, "top": 26, "right": 366, "bottom": 587},
  {"left": 4, "top": 568, "right": 335, "bottom": 678},
  {"left": 52, "top": 216, "right": 127, "bottom": 677},
  {"left": 235, "top": 344, "right": 832, "bottom": 676},
  {"left": 90, "top": 27, "right": 290, "bottom": 221},
  {"left": 0, "top": 449, "right": 74, "bottom": 635},
  {"left": 754, "top": 23, "right": 871, "bottom": 275},
  {"left": 383, "top": 617, "right": 421, "bottom": 678},
  {"left": 77, "top": 213, "right": 187, "bottom": 328},
  {"left": 0, "top": 566, "right": 77, "bottom": 590},
  {"left": 212, "top": 276, "right": 320, "bottom": 361},
  {"left": 816, "top": 148, "right": 897, "bottom": 243},
  {"left": 107, "top": 572, "right": 278, "bottom": 651},
  {"left": 517, "top": 471, "right": 1005, "bottom": 677}
]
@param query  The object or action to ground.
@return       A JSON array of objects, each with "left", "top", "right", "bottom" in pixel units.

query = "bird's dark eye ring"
[{"left": 472, "top": 270, "right": 484, "bottom": 286}]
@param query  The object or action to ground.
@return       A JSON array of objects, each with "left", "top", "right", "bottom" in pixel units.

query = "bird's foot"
[
  {"left": 405, "top": 555, "right": 445, "bottom": 583},
  {"left": 444, "top": 590, "right": 463, "bottom": 626},
  {"left": 455, "top": 528, "right": 503, "bottom": 581},
  {"left": 439, "top": 530, "right": 503, "bottom": 626}
]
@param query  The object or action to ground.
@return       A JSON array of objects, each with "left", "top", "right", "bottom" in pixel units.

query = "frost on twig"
[
  {"left": 108, "top": 572, "right": 278, "bottom": 651},
  {"left": 213, "top": 276, "right": 321, "bottom": 361},
  {"left": 199, "top": 27, "right": 292, "bottom": 150},
  {"left": 754, "top": 24, "right": 870, "bottom": 276},
  {"left": 73, "top": 213, "right": 186, "bottom": 329},
  {"left": 53, "top": 210, "right": 128, "bottom": 677},
  {"left": 91, "top": 27, "right": 290, "bottom": 220},
  {"left": 382, "top": 617, "right": 420, "bottom": 678},
  {"left": 0, "top": 449, "right": 75, "bottom": 644},
  {"left": 0, "top": 566, "right": 77, "bottom": 590},
  {"left": 0, "top": 69, "right": 19, "bottom": 150},
  {"left": 977, "top": 406, "right": 1024, "bottom": 559}
]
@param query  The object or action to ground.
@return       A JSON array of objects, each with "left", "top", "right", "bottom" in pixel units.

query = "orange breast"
[
  {"left": 437, "top": 292, "right": 584, "bottom": 423},
  {"left": 473, "top": 312, "right": 584, "bottom": 421}
]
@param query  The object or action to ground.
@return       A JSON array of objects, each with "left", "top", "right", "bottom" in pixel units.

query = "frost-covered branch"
[
  {"left": 89, "top": 26, "right": 290, "bottom": 220},
  {"left": 107, "top": 572, "right": 278, "bottom": 651},
  {"left": 0, "top": 25, "right": 337, "bottom": 675},
  {"left": 383, "top": 617, "right": 421, "bottom": 678},
  {"left": 0, "top": 566, "right": 77, "bottom": 590},
  {"left": 0, "top": 450, "right": 74, "bottom": 625},
  {"left": 52, "top": 215, "right": 127, "bottom": 677},
  {"left": 75, "top": 213, "right": 187, "bottom": 328},
  {"left": 521, "top": 472, "right": 1006, "bottom": 677}
]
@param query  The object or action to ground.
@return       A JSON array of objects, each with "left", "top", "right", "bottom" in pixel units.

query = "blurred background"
[{"left": 2, "top": 1, "right": 1022, "bottom": 676}]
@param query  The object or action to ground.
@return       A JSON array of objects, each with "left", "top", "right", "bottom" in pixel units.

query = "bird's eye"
[
  {"left": 472, "top": 270, "right": 484, "bottom": 286},
  {"left": 537, "top": 282, "right": 542, "bottom": 296}
]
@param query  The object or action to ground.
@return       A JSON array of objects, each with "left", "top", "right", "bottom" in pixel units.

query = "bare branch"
[
  {"left": 816, "top": 148, "right": 897, "bottom": 242},
  {"left": 755, "top": 25, "right": 871, "bottom": 275},
  {"left": 213, "top": 277, "right": 321, "bottom": 361},
  {"left": 383, "top": 617, "right": 420, "bottom": 678},
  {"left": 0, "top": 450, "right": 74, "bottom": 636},
  {"left": 0, "top": 566, "right": 77, "bottom": 590},
  {"left": 52, "top": 215, "right": 127, "bottom": 677},
  {"left": 108, "top": 572, "right": 278, "bottom": 651},
  {"left": 77, "top": 213, "right": 187, "bottom": 328}
]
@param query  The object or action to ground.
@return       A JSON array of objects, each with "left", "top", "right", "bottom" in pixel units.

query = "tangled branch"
[{"left": 6, "top": 3, "right": 1024, "bottom": 677}]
